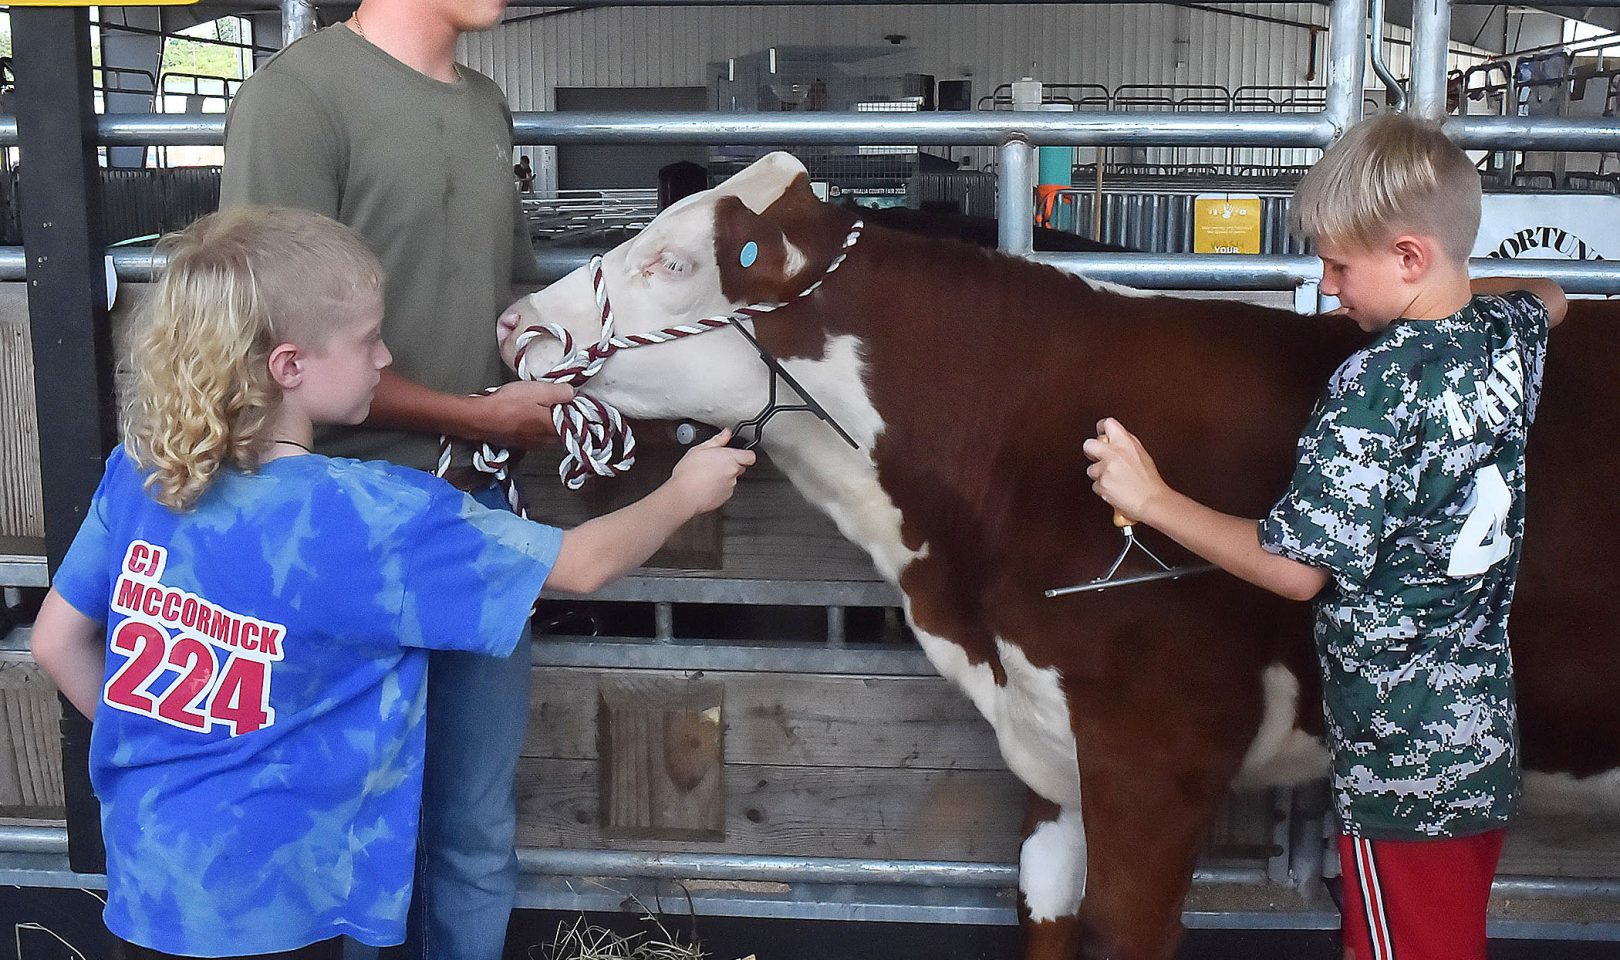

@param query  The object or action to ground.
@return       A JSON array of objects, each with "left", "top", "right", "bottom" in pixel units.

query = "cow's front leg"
[{"left": 1018, "top": 790, "right": 1087, "bottom": 960}]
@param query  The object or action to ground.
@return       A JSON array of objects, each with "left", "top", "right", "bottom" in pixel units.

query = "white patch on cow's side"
[
  {"left": 1234, "top": 663, "right": 1331, "bottom": 788},
  {"left": 761, "top": 334, "right": 923, "bottom": 580},
  {"left": 992, "top": 639, "right": 1083, "bottom": 809},
  {"left": 1523, "top": 768, "right": 1620, "bottom": 819},
  {"left": 911, "top": 625, "right": 1081, "bottom": 807},
  {"left": 760, "top": 333, "right": 1085, "bottom": 812},
  {"left": 1020, "top": 807, "right": 1088, "bottom": 922},
  {"left": 911, "top": 625, "right": 1003, "bottom": 727}
]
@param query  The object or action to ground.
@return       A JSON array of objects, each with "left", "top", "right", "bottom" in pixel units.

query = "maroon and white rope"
[{"left": 440, "top": 218, "right": 864, "bottom": 497}]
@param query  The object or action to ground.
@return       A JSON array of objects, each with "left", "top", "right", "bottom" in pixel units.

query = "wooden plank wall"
[
  {"left": 520, "top": 664, "right": 1291, "bottom": 867},
  {"left": 522, "top": 665, "right": 1028, "bottom": 862},
  {"left": 0, "top": 659, "right": 64, "bottom": 819},
  {"left": 0, "top": 282, "right": 143, "bottom": 545},
  {"left": 523, "top": 458, "right": 881, "bottom": 582},
  {"left": 0, "top": 286, "right": 45, "bottom": 542}
]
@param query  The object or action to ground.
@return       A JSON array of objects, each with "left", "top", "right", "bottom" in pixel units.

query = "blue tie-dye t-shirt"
[{"left": 50, "top": 446, "right": 562, "bottom": 955}]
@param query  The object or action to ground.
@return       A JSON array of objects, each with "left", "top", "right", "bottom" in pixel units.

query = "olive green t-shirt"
[
  {"left": 1260, "top": 292, "right": 1551, "bottom": 840},
  {"left": 221, "top": 24, "right": 537, "bottom": 470}
]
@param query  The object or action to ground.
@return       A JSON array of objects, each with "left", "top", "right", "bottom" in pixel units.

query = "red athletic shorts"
[{"left": 1338, "top": 829, "right": 1505, "bottom": 960}]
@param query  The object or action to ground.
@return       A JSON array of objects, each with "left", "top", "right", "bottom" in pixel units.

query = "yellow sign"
[
  {"left": 7, "top": 1, "right": 199, "bottom": 5},
  {"left": 1193, "top": 194, "right": 1263, "bottom": 255}
]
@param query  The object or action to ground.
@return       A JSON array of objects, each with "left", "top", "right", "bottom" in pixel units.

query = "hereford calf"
[{"left": 499, "top": 153, "right": 1619, "bottom": 960}]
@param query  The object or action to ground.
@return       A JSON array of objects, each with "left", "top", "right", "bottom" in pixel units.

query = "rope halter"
[{"left": 437, "top": 218, "right": 865, "bottom": 503}]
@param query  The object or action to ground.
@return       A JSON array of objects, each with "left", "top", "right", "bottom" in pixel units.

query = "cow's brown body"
[{"left": 505, "top": 155, "right": 1619, "bottom": 960}]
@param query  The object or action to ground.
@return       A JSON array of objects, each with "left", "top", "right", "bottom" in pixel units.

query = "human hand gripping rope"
[{"left": 435, "top": 219, "right": 866, "bottom": 510}]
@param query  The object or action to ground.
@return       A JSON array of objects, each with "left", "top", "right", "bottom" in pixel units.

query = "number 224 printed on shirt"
[{"left": 103, "top": 540, "right": 281, "bottom": 736}]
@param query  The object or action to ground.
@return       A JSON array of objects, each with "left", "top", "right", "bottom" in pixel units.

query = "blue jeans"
[{"left": 399, "top": 482, "right": 535, "bottom": 960}]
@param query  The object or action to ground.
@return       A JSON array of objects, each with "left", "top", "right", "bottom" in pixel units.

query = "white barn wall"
[{"left": 459, "top": 4, "right": 1488, "bottom": 193}]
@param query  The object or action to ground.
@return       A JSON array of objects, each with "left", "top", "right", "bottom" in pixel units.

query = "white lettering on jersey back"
[{"left": 1441, "top": 351, "right": 1526, "bottom": 442}]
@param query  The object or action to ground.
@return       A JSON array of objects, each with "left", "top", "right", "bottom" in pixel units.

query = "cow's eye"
[{"left": 656, "top": 252, "right": 693, "bottom": 277}]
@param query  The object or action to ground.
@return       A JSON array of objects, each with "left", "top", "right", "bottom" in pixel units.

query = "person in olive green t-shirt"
[
  {"left": 221, "top": 3, "right": 570, "bottom": 959},
  {"left": 1084, "top": 115, "right": 1565, "bottom": 960}
]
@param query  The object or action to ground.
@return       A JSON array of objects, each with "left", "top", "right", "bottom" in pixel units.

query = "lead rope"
[{"left": 435, "top": 220, "right": 864, "bottom": 502}]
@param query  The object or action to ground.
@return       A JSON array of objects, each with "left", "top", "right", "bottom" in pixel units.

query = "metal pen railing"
[{"left": 0, "top": 0, "right": 1615, "bottom": 295}]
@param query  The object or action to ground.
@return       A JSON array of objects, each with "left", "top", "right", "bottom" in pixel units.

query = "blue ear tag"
[{"left": 739, "top": 241, "right": 759, "bottom": 269}]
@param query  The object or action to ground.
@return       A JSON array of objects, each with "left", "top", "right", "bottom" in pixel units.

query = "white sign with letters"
[{"left": 1473, "top": 193, "right": 1619, "bottom": 261}]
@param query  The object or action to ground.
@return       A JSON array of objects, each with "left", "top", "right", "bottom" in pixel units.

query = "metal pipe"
[
  {"left": 5, "top": 823, "right": 1613, "bottom": 902},
  {"left": 1408, "top": 0, "right": 1452, "bottom": 120},
  {"left": 281, "top": 0, "right": 319, "bottom": 46},
  {"left": 95, "top": 18, "right": 280, "bottom": 55},
  {"left": 997, "top": 139, "right": 1036, "bottom": 255},
  {"left": 1465, "top": 255, "right": 1620, "bottom": 293},
  {"left": 26, "top": 103, "right": 1606, "bottom": 152},
  {"left": 1446, "top": 115, "right": 1620, "bottom": 151},
  {"left": 1368, "top": 0, "right": 1408, "bottom": 114},
  {"left": 12, "top": 247, "right": 1620, "bottom": 295},
  {"left": 0, "top": 824, "right": 67, "bottom": 854},
  {"left": 518, "top": 848, "right": 1269, "bottom": 888},
  {"left": 1323, "top": 0, "right": 1368, "bottom": 134},
  {"left": 1474, "top": 28, "right": 1620, "bottom": 65},
  {"left": 1039, "top": 252, "right": 1323, "bottom": 290},
  {"left": 1043, "top": 252, "right": 1620, "bottom": 294},
  {"left": 0, "top": 111, "right": 1338, "bottom": 149},
  {"left": 1492, "top": 876, "right": 1620, "bottom": 900},
  {"left": 0, "top": 91, "right": 1608, "bottom": 155},
  {"left": 513, "top": 111, "right": 1335, "bottom": 148}
]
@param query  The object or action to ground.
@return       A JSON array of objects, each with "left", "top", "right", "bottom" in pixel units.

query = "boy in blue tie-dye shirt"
[{"left": 29, "top": 208, "right": 753, "bottom": 960}]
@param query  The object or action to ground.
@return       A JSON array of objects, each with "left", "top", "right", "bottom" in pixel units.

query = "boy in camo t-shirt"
[{"left": 1083, "top": 114, "right": 1565, "bottom": 960}]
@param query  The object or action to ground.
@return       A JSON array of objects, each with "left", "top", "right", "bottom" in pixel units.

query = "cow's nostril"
[{"left": 497, "top": 308, "right": 528, "bottom": 343}]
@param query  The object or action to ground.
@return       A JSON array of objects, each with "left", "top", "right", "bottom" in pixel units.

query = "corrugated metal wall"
[{"left": 459, "top": 3, "right": 1490, "bottom": 194}]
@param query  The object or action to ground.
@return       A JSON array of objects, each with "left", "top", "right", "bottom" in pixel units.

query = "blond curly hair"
[{"left": 122, "top": 207, "right": 382, "bottom": 511}]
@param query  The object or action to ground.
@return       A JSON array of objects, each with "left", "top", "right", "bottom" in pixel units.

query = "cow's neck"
[
  {"left": 769, "top": 433, "right": 917, "bottom": 580},
  {"left": 752, "top": 336, "right": 922, "bottom": 583}
]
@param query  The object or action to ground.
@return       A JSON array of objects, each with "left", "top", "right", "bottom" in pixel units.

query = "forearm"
[
  {"left": 364, "top": 369, "right": 480, "bottom": 438},
  {"left": 549, "top": 485, "right": 699, "bottom": 593},
  {"left": 1471, "top": 276, "right": 1567, "bottom": 327},
  {"left": 1137, "top": 490, "right": 1328, "bottom": 602},
  {"left": 1471, "top": 275, "right": 1550, "bottom": 299},
  {"left": 30, "top": 590, "right": 106, "bottom": 720}
]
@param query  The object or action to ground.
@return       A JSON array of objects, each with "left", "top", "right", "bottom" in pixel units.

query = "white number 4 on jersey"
[{"left": 1448, "top": 464, "right": 1513, "bottom": 578}]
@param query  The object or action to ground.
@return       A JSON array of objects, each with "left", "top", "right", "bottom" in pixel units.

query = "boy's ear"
[
  {"left": 267, "top": 343, "right": 303, "bottom": 390},
  {"left": 1392, "top": 234, "right": 1434, "bottom": 279},
  {"left": 713, "top": 194, "right": 808, "bottom": 306}
]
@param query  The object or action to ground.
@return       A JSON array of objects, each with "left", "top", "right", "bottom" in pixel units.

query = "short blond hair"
[
  {"left": 1291, "top": 113, "right": 1481, "bottom": 261},
  {"left": 122, "top": 207, "right": 382, "bottom": 511}
]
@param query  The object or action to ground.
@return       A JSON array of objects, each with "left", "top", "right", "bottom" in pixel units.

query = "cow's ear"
[{"left": 714, "top": 194, "right": 808, "bottom": 305}]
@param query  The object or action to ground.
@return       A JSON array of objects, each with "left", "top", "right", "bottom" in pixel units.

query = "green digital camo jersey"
[{"left": 1259, "top": 292, "right": 1551, "bottom": 840}]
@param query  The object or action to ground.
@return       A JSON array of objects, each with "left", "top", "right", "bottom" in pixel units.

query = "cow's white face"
[{"left": 498, "top": 152, "right": 815, "bottom": 428}]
